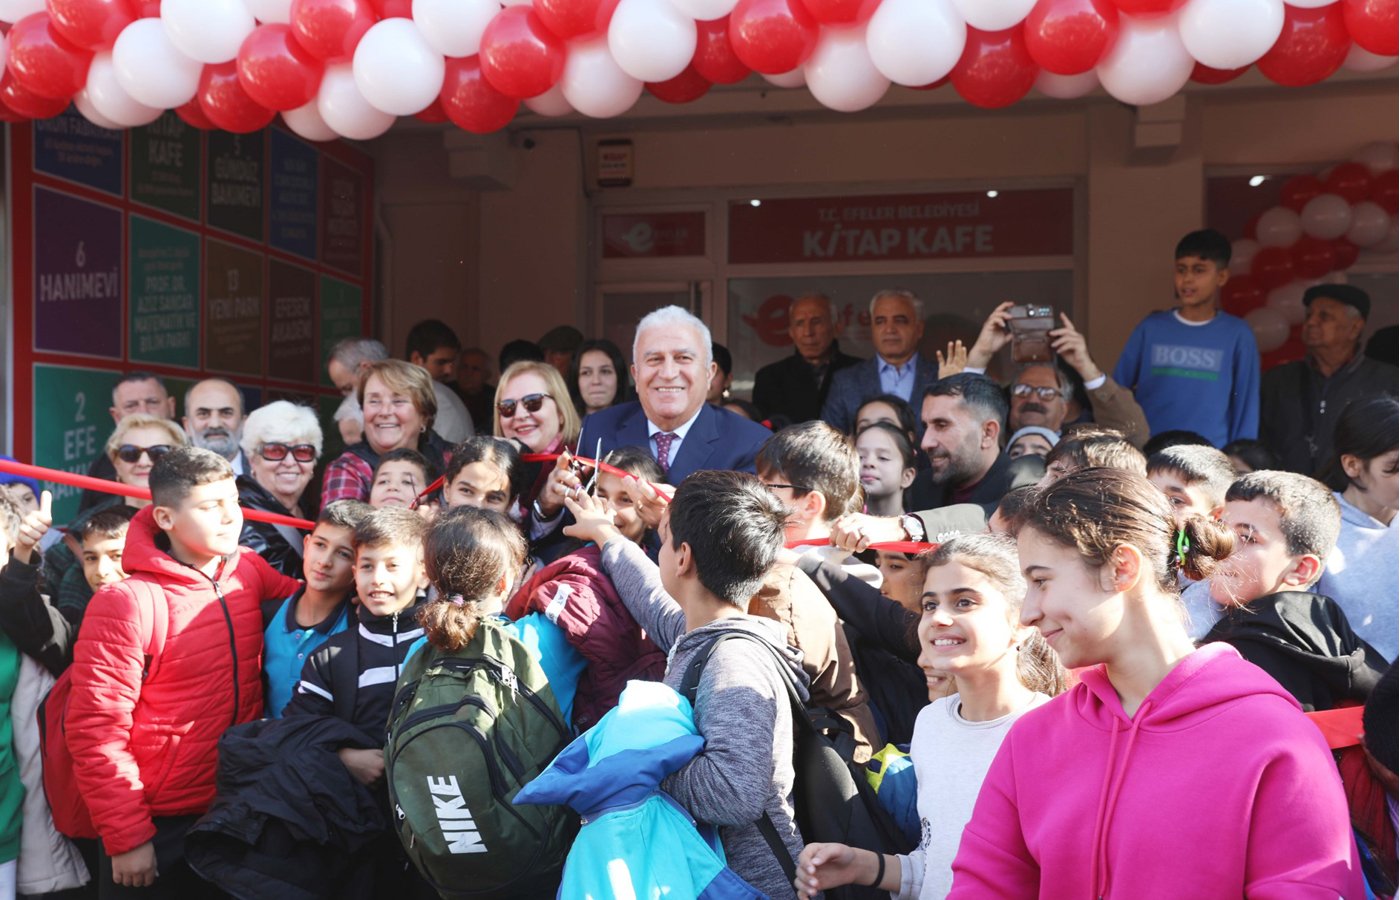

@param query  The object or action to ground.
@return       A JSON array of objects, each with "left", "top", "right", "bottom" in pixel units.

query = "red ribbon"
[
  {"left": 0, "top": 458, "right": 317, "bottom": 531},
  {"left": 783, "top": 537, "right": 939, "bottom": 553}
]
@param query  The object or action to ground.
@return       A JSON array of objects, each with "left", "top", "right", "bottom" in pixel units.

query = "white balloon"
[
  {"left": 1096, "top": 13, "right": 1194, "bottom": 107},
  {"left": 524, "top": 82, "right": 574, "bottom": 116},
  {"left": 608, "top": 0, "right": 696, "bottom": 83},
  {"left": 353, "top": 18, "right": 444, "bottom": 116},
  {"left": 0, "top": 0, "right": 43, "bottom": 24},
  {"left": 1300, "top": 193, "right": 1353, "bottom": 240},
  {"left": 84, "top": 52, "right": 161, "bottom": 127},
  {"left": 1230, "top": 238, "right": 1260, "bottom": 275},
  {"left": 162, "top": 0, "right": 256, "bottom": 64},
  {"left": 1352, "top": 141, "right": 1399, "bottom": 175},
  {"left": 1284, "top": 0, "right": 1335, "bottom": 6},
  {"left": 246, "top": 0, "right": 293, "bottom": 24},
  {"left": 1178, "top": 0, "right": 1282, "bottom": 70},
  {"left": 318, "top": 62, "right": 396, "bottom": 139},
  {"left": 1345, "top": 200, "right": 1389, "bottom": 247},
  {"left": 866, "top": 0, "right": 965, "bottom": 87},
  {"left": 500, "top": 0, "right": 532, "bottom": 5},
  {"left": 561, "top": 36, "right": 642, "bottom": 118},
  {"left": 948, "top": 0, "right": 1034, "bottom": 31},
  {"left": 669, "top": 0, "right": 740, "bottom": 20},
  {"left": 1244, "top": 307, "right": 1290, "bottom": 352},
  {"left": 412, "top": 0, "right": 500, "bottom": 58},
  {"left": 1343, "top": 43, "right": 1397, "bottom": 72},
  {"left": 0, "top": 33, "right": 12, "bottom": 82},
  {"left": 1266, "top": 281, "right": 1309, "bottom": 325},
  {"left": 74, "top": 91, "right": 121, "bottom": 129},
  {"left": 113, "top": 19, "right": 203, "bottom": 110},
  {"left": 762, "top": 67, "right": 806, "bottom": 87},
  {"left": 804, "top": 25, "right": 888, "bottom": 112},
  {"left": 282, "top": 99, "right": 338, "bottom": 141},
  {"left": 1254, "top": 205, "right": 1303, "bottom": 248},
  {"left": 1035, "top": 69, "right": 1098, "bottom": 98}
]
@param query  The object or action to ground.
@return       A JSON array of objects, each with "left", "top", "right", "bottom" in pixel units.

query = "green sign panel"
[
  {"left": 32, "top": 364, "right": 121, "bottom": 524},
  {"left": 207, "top": 130, "right": 264, "bottom": 241},
  {"left": 319, "top": 275, "right": 361, "bottom": 387},
  {"left": 129, "top": 215, "right": 200, "bottom": 369},
  {"left": 130, "top": 112, "right": 202, "bottom": 222}
]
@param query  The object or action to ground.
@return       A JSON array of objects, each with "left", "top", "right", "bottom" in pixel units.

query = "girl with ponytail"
[
  {"left": 945, "top": 467, "right": 1362, "bottom": 899},
  {"left": 795, "top": 533, "right": 1067, "bottom": 899}
]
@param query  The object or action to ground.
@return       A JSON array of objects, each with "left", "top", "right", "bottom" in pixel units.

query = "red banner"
[
  {"left": 728, "top": 189, "right": 1073, "bottom": 264},
  {"left": 602, "top": 211, "right": 706, "bottom": 258}
]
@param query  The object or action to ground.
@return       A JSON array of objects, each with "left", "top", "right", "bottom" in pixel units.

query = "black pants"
[{"left": 97, "top": 816, "right": 205, "bottom": 900}]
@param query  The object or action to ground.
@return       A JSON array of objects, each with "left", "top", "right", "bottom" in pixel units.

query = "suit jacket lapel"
[{"left": 668, "top": 404, "right": 719, "bottom": 483}]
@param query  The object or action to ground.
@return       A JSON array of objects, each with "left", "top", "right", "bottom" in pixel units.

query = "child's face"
[
  {"left": 1174, "top": 255, "right": 1227, "bottom": 310},
  {"left": 303, "top": 523, "right": 356, "bottom": 595},
  {"left": 157, "top": 478, "right": 243, "bottom": 561},
  {"left": 355, "top": 540, "right": 426, "bottom": 617},
  {"left": 369, "top": 460, "right": 426, "bottom": 509},
  {"left": 876, "top": 551, "right": 924, "bottom": 615},
  {"left": 596, "top": 471, "right": 647, "bottom": 544},
  {"left": 856, "top": 429, "right": 914, "bottom": 504},
  {"left": 3, "top": 484, "right": 38, "bottom": 514},
  {"left": 1348, "top": 450, "right": 1400, "bottom": 513},
  {"left": 1210, "top": 498, "right": 1309, "bottom": 606},
  {"left": 82, "top": 532, "right": 127, "bottom": 591},
  {"left": 444, "top": 461, "right": 512, "bottom": 514},
  {"left": 917, "top": 559, "right": 1023, "bottom": 687},
  {"left": 1148, "top": 469, "right": 1219, "bottom": 529}
]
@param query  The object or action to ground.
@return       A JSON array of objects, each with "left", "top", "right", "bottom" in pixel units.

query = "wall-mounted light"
[
  {"left": 1248, "top": 175, "right": 1267, "bottom": 187},
  {"left": 986, "top": 190, "right": 999, "bottom": 198},
  {"left": 749, "top": 199, "right": 762, "bottom": 207}
]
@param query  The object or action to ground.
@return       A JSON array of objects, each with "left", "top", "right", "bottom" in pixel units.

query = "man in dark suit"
[
  {"left": 821, "top": 289, "right": 939, "bottom": 434},
  {"left": 752, "top": 294, "right": 863, "bottom": 425}
]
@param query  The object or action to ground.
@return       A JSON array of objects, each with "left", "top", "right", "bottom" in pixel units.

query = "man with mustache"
[{"left": 183, "top": 379, "right": 248, "bottom": 475}]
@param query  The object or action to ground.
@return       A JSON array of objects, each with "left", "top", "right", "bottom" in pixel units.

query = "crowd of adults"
[{"left": 0, "top": 226, "right": 1395, "bottom": 900}]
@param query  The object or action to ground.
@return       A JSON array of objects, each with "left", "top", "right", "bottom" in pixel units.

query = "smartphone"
[{"left": 1006, "top": 304, "right": 1055, "bottom": 364}]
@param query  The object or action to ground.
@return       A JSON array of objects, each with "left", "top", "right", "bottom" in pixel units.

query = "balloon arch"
[{"left": 0, "top": 0, "right": 1393, "bottom": 138}]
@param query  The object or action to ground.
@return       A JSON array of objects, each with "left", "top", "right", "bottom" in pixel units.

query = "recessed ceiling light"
[
  {"left": 749, "top": 199, "right": 762, "bottom": 207},
  {"left": 1248, "top": 175, "right": 1266, "bottom": 187},
  {"left": 986, "top": 190, "right": 999, "bottom": 198}
]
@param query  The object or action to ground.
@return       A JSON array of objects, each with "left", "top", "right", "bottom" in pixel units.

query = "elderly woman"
[
  {"left": 493, "top": 360, "right": 580, "bottom": 512},
  {"left": 322, "top": 359, "right": 452, "bottom": 508},
  {"left": 104, "top": 413, "right": 189, "bottom": 510},
  {"left": 237, "top": 400, "right": 323, "bottom": 579}
]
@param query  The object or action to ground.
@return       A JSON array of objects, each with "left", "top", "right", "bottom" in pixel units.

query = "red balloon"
[
  {"left": 1190, "top": 61, "right": 1248, "bottom": 84},
  {"left": 1291, "top": 235, "right": 1336, "bottom": 278},
  {"left": 368, "top": 0, "right": 411, "bottom": 17},
  {"left": 0, "top": 71, "right": 71, "bottom": 118},
  {"left": 130, "top": 1, "right": 160, "bottom": 16},
  {"left": 1242, "top": 210, "right": 1262, "bottom": 240},
  {"left": 1251, "top": 245, "right": 1296, "bottom": 290},
  {"left": 198, "top": 61, "right": 277, "bottom": 133},
  {"left": 951, "top": 27, "right": 1039, "bottom": 110},
  {"left": 729, "top": 0, "right": 819, "bottom": 75},
  {"left": 647, "top": 64, "right": 711, "bottom": 103},
  {"left": 692, "top": 16, "right": 750, "bottom": 84},
  {"left": 8, "top": 13, "right": 93, "bottom": 101},
  {"left": 1257, "top": 3, "right": 1349, "bottom": 87},
  {"left": 479, "top": 6, "right": 566, "bottom": 100},
  {"left": 1220, "top": 274, "right": 1266, "bottom": 315},
  {"left": 440, "top": 55, "right": 518, "bottom": 134},
  {"left": 175, "top": 98, "right": 216, "bottom": 129},
  {"left": 290, "top": 0, "right": 376, "bottom": 62},
  {"left": 1109, "top": 0, "right": 1182, "bottom": 12},
  {"left": 1370, "top": 169, "right": 1398, "bottom": 214},
  {"left": 797, "top": 0, "right": 877, "bottom": 25},
  {"left": 237, "top": 24, "right": 323, "bottom": 111},
  {"left": 1331, "top": 236, "right": 1361, "bottom": 270},
  {"left": 534, "top": 0, "right": 604, "bottom": 39},
  {"left": 1343, "top": 0, "right": 1398, "bottom": 56},
  {"left": 1023, "top": 0, "right": 1118, "bottom": 76},
  {"left": 1325, "top": 161, "right": 1374, "bottom": 204},
  {"left": 415, "top": 97, "right": 447, "bottom": 122},
  {"left": 47, "top": 0, "right": 137, "bottom": 51},
  {"left": 1279, "top": 174, "right": 1325, "bottom": 212}
]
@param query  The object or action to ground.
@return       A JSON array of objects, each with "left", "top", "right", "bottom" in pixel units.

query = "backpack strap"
[{"left": 329, "top": 631, "right": 360, "bottom": 723}]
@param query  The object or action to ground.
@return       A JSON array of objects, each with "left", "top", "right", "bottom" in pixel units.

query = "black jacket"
[
  {"left": 1201, "top": 590, "right": 1388, "bottom": 712},
  {"left": 752, "top": 343, "right": 863, "bottom": 425},
  {"left": 185, "top": 714, "right": 385, "bottom": 900},
  {"left": 237, "top": 475, "right": 306, "bottom": 580},
  {"left": 910, "top": 452, "right": 1044, "bottom": 519},
  {"left": 0, "top": 552, "right": 78, "bottom": 676},
  {"left": 1260, "top": 353, "right": 1398, "bottom": 476}
]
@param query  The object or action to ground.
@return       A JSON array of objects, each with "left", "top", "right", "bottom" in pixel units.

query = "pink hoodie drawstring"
[{"left": 1089, "top": 700, "right": 1154, "bottom": 899}]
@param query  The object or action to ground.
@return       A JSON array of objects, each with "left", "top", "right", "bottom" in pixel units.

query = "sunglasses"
[
  {"left": 1011, "top": 384, "right": 1063, "bottom": 401},
  {"left": 497, "top": 393, "right": 551, "bottom": 418},
  {"left": 115, "top": 444, "right": 173, "bottom": 464},
  {"left": 259, "top": 442, "right": 317, "bottom": 463}
]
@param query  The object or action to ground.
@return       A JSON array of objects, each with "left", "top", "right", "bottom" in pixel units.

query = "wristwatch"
[{"left": 900, "top": 514, "right": 925, "bottom": 543}]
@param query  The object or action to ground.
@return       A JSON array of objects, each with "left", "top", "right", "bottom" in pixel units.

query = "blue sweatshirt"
[{"left": 1113, "top": 310, "right": 1260, "bottom": 446}]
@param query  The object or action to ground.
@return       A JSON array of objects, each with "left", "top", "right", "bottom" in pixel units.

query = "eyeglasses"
[
  {"left": 497, "top": 393, "right": 551, "bottom": 418},
  {"left": 1011, "top": 384, "right": 1064, "bottom": 401},
  {"left": 115, "top": 444, "right": 173, "bottom": 464},
  {"left": 259, "top": 443, "right": 317, "bottom": 463}
]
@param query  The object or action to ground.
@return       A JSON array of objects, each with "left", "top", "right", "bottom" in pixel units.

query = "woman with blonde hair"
[
  {"left": 103, "top": 414, "right": 188, "bottom": 510},
  {"left": 493, "top": 360, "right": 580, "bottom": 515}
]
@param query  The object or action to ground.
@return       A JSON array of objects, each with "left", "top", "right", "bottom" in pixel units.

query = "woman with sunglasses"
[
  {"left": 103, "top": 414, "right": 188, "bottom": 510},
  {"left": 237, "top": 401, "right": 323, "bottom": 579},
  {"left": 493, "top": 361, "right": 581, "bottom": 517}
]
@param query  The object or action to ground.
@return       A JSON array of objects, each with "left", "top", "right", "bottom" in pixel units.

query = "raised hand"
[
  {"left": 13, "top": 489, "right": 52, "bottom": 564},
  {"left": 936, "top": 340, "right": 969, "bottom": 378},
  {"left": 967, "top": 301, "right": 1017, "bottom": 369},
  {"left": 563, "top": 488, "right": 624, "bottom": 548}
]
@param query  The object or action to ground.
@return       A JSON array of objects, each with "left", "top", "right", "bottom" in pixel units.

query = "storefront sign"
[
  {"left": 268, "top": 260, "right": 316, "bottom": 384},
  {"left": 208, "top": 131, "right": 265, "bottom": 241},
  {"left": 33, "top": 109, "right": 123, "bottom": 197},
  {"left": 319, "top": 275, "right": 363, "bottom": 386},
  {"left": 270, "top": 128, "right": 319, "bottom": 261},
  {"left": 321, "top": 158, "right": 364, "bottom": 276},
  {"left": 205, "top": 239, "right": 264, "bottom": 375},
  {"left": 602, "top": 211, "right": 706, "bottom": 258},
  {"left": 31, "top": 364, "right": 122, "bottom": 524},
  {"left": 33, "top": 187, "right": 122, "bottom": 358},
  {"left": 129, "top": 215, "right": 200, "bottom": 369},
  {"left": 130, "top": 112, "right": 202, "bottom": 222},
  {"left": 728, "top": 189, "right": 1074, "bottom": 264}
]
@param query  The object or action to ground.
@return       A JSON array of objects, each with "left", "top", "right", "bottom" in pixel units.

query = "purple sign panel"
[{"left": 33, "top": 187, "right": 123, "bottom": 358}]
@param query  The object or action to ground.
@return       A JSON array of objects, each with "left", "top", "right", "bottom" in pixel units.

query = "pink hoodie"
[{"left": 948, "top": 643, "right": 1363, "bottom": 899}]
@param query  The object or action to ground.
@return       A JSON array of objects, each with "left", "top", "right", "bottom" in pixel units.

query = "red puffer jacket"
[{"left": 66, "top": 506, "right": 301, "bottom": 855}]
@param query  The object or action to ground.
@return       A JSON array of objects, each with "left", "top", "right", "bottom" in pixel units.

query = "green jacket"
[{"left": 0, "top": 628, "right": 23, "bottom": 862}]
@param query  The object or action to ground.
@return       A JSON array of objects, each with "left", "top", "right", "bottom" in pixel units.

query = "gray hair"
[
  {"left": 239, "top": 400, "right": 324, "bottom": 460},
  {"left": 793, "top": 292, "right": 840, "bottom": 324},
  {"left": 1013, "top": 363, "right": 1073, "bottom": 398},
  {"left": 328, "top": 337, "right": 389, "bottom": 370},
  {"left": 633, "top": 305, "right": 713, "bottom": 367},
  {"left": 868, "top": 288, "right": 924, "bottom": 320}
]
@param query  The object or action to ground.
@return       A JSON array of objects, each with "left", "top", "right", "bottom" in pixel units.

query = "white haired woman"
[{"left": 238, "top": 400, "right": 323, "bottom": 578}]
